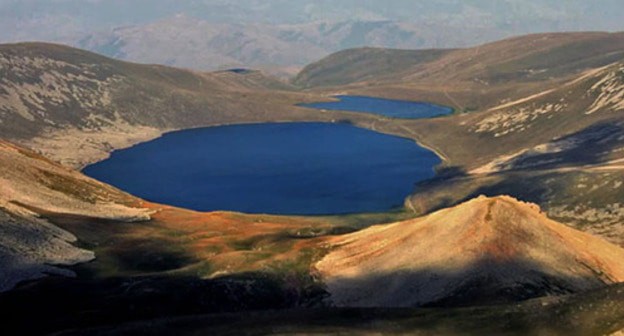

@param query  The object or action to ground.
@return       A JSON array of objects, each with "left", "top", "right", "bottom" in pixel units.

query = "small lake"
[
  {"left": 300, "top": 95, "right": 453, "bottom": 119},
  {"left": 83, "top": 122, "right": 441, "bottom": 215}
]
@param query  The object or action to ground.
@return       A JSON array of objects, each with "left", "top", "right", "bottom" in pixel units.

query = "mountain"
[
  {"left": 316, "top": 196, "right": 624, "bottom": 307},
  {"left": 75, "top": 18, "right": 492, "bottom": 74},
  {"left": 2, "top": 1, "right": 623, "bottom": 73}
]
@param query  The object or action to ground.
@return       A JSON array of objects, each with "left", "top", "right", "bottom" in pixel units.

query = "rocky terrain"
[
  {"left": 0, "top": 140, "right": 150, "bottom": 292},
  {"left": 316, "top": 196, "right": 624, "bottom": 307}
]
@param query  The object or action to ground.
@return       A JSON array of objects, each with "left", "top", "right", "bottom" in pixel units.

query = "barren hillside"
[{"left": 316, "top": 196, "right": 624, "bottom": 307}]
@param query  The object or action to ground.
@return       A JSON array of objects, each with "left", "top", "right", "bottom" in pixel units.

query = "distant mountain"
[
  {"left": 316, "top": 196, "right": 624, "bottom": 307},
  {"left": 1, "top": 1, "right": 623, "bottom": 72},
  {"left": 75, "top": 18, "right": 501, "bottom": 74}
]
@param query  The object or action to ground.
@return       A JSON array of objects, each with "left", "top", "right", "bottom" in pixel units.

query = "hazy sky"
[{"left": 1, "top": 0, "right": 623, "bottom": 29}]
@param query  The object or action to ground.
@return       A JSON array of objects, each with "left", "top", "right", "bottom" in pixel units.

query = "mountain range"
[{"left": 1, "top": 1, "right": 624, "bottom": 74}]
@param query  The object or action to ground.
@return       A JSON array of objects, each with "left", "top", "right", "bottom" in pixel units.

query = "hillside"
[
  {"left": 2, "top": 141, "right": 624, "bottom": 334},
  {"left": 292, "top": 47, "right": 454, "bottom": 88},
  {"left": 316, "top": 196, "right": 624, "bottom": 307},
  {"left": 0, "top": 42, "right": 360, "bottom": 168},
  {"left": 0, "top": 138, "right": 339, "bottom": 333},
  {"left": 297, "top": 32, "right": 624, "bottom": 110},
  {"left": 0, "top": 139, "right": 150, "bottom": 291},
  {"left": 290, "top": 32, "right": 624, "bottom": 245},
  {"left": 401, "top": 58, "right": 624, "bottom": 242}
]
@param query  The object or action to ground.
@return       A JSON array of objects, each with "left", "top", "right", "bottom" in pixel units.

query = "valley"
[{"left": 1, "top": 30, "right": 624, "bottom": 335}]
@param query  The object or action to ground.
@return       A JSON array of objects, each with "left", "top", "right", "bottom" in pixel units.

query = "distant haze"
[{"left": 1, "top": 0, "right": 623, "bottom": 74}]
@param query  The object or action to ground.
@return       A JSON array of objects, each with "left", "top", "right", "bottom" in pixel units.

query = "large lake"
[
  {"left": 83, "top": 122, "right": 441, "bottom": 215},
  {"left": 300, "top": 95, "right": 453, "bottom": 119}
]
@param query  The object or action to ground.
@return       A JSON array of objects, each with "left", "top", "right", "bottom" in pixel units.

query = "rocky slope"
[
  {"left": 402, "top": 58, "right": 624, "bottom": 241},
  {"left": 0, "top": 140, "right": 150, "bottom": 292},
  {"left": 316, "top": 196, "right": 624, "bottom": 307}
]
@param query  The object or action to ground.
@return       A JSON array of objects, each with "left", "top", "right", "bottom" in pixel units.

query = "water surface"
[
  {"left": 300, "top": 95, "right": 453, "bottom": 119},
  {"left": 84, "top": 123, "right": 440, "bottom": 215}
]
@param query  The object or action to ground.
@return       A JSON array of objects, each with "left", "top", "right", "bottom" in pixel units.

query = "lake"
[
  {"left": 83, "top": 122, "right": 441, "bottom": 215},
  {"left": 300, "top": 95, "right": 453, "bottom": 119}
]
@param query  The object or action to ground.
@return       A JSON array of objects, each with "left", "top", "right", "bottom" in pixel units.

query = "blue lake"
[
  {"left": 83, "top": 122, "right": 441, "bottom": 215},
  {"left": 300, "top": 95, "right": 453, "bottom": 119}
]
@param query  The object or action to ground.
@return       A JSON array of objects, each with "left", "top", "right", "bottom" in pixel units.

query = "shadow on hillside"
[
  {"left": 409, "top": 122, "right": 624, "bottom": 216},
  {"left": 321, "top": 257, "right": 608, "bottom": 309},
  {"left": 59, "top": 283, "right": 624, "bottom": 336},
  {"left": 9, "top": 267, "right": 621, "bottom": 336},
  {"left": 501, "top": 122, "right": 624, "bottom": 171},
  {"left": 0, "top": 270, "right": 328, "bottom": 336}
]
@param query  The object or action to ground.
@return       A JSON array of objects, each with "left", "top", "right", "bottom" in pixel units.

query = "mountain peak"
[{"left": 316, "top": 195, "right": 624, "bottom": 307}]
